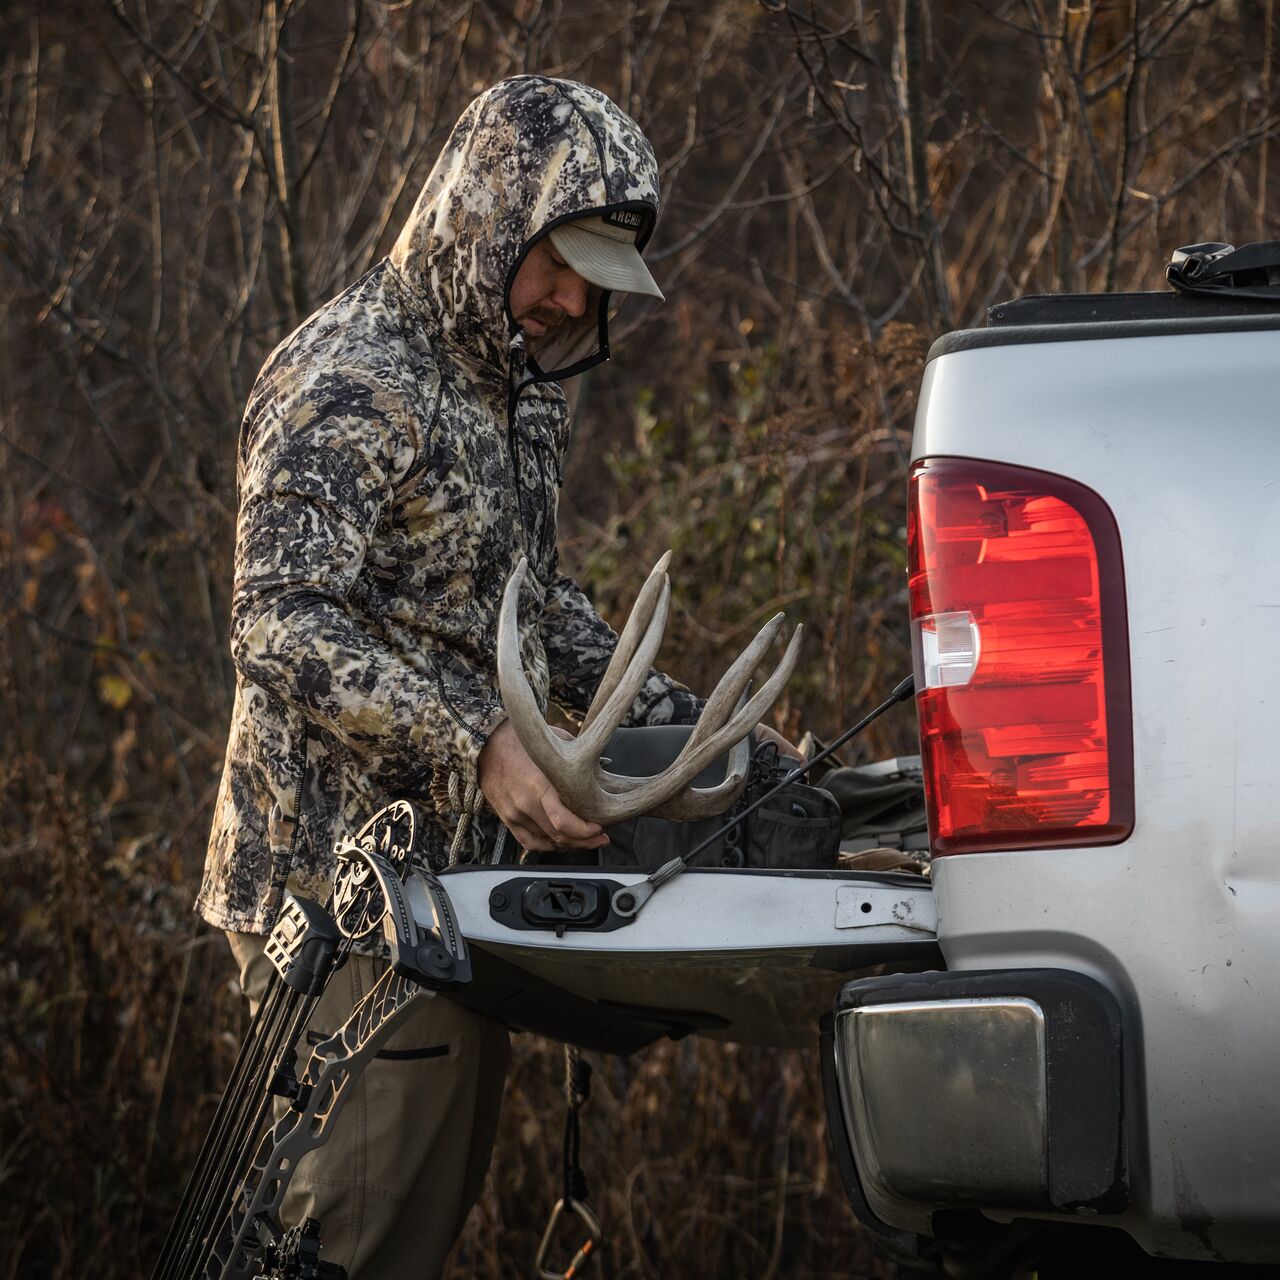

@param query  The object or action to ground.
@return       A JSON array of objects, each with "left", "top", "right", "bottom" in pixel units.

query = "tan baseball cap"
[{"left": 548, "top": 213, "right": 664, "bottom": 301}]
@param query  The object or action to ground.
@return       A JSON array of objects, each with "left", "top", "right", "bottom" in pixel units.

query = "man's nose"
[{"left": 554, "top": 275, "right": 589, "bottom": 318}]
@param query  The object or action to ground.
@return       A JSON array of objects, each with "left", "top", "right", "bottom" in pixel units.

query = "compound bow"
[{"left": 153, "top": 802, "right": 471, "bottom": 1280}]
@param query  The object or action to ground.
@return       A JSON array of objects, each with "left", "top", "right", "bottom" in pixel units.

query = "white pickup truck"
[
  {"left": 440, "top": 287, "right": 1280, "bottom": 1272},
  {"left": 819, "top": 288, "right": 1280, "bottom": 1271}
]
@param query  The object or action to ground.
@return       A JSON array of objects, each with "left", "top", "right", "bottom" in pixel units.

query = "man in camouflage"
[{"left": 198, "top": 78, "right": 707, "bottom": 1276}]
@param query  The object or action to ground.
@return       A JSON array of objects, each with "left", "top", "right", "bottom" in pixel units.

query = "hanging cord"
[
  {"left": 446, "top": 773, "right": 481, "bottom": 867},
  {"left": 562, "top": 1045, "right": 591, "bottom": 1205},
  {"left": 536, "top": 1046, "right": 602, "bottom": 1279}
]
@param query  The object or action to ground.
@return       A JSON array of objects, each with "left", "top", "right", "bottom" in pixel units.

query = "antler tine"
[
  {"left": 586, "top": 624, "right": 804, "bottom": 819},
  {"left": 580, "top": 551, "right": 672, "bottom": 735},
  {"left": 681, "top": 623, "right": 804, "bottom": 766},
  {"left": 496, "top": 558, "right": 576, "bottom": 783},
  {"left": 668, "top": 623, "right": 804, "bottom": 779},
  {"left": 597, "top": 613, "right": 785, "bottom": 797},
  {"left": 680, "top": 614, "right": 786, "bottom": 754},
  {"left": 573, "top": 573, "right": 671, "bottom": 759}
]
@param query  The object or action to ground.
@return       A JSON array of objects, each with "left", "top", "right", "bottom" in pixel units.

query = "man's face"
[{"left": 509, "top": 237, "right": 591, "bottom": 338}]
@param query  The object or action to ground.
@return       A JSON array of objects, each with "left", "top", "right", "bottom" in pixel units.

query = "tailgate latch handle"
[{"left": 520, "top": 879, "right": 609, "bottom": 934}]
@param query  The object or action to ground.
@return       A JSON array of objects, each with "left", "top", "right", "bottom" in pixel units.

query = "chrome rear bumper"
[{"left": 821, "top": 969, "right": 1128, "bottom": 1239}]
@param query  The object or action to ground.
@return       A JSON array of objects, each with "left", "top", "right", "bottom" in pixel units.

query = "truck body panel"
[{"left": 914, "top": 328, "right": 1280, "bottom": 1260}]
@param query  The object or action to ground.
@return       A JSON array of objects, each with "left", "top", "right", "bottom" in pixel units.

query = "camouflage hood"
[{"left": 389, "top": 76, "right": 661, "bottom": 382}]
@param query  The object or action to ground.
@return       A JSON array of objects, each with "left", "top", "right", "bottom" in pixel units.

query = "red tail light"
[{"left": 907, "top": 458, "right": 1133, "bottom": 855}]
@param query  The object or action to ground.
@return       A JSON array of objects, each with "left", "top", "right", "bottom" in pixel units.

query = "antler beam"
[{"left": 496, "top": 555, "right": 802, "bottom": 826}]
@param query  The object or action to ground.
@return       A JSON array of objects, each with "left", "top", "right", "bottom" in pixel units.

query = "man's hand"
[
  {"left": 477, "top": 719, "right": 610, "bottom": 852},
  {"left": 755, "top": 723, "right": 804, "bottom": 763}
]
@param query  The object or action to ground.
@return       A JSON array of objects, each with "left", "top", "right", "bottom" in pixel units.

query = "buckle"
[{"left": 535, "top": 1197, "right": 602, "bottom": 1280}]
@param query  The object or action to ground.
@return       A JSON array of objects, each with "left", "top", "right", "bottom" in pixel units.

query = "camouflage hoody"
[{"left": 198, "top": 77, "right": 701, "bottom": 935}]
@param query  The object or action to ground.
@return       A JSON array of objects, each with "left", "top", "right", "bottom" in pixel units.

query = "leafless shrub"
[{"left": 1, "top": 1, "right": 1275, "bottom": 1275}]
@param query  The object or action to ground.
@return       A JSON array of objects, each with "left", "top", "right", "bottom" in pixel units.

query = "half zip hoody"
[{"left": 198, "top": 77, "right": 701, "bottom": 933}]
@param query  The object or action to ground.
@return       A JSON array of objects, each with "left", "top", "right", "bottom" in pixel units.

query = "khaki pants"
[{"left": 228, "top": 932, "right": 510, "bottom": 1280}]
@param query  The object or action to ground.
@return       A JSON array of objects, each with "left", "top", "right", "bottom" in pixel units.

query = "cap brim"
[{"left": 548, "top": 222, "right": 665, "bottom": 301}]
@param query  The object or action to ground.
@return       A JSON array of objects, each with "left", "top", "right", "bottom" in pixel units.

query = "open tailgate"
[{"left": 438, "top": 865, "right": 939, "bottom": 1054}]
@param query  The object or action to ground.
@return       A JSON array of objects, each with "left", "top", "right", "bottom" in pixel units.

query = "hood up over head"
[{"left": 390, "top": 76, "right": 661, "bottom": 383}]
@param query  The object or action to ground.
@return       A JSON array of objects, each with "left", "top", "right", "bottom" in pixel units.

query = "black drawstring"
[{"left": 562, "top": 1045, "right": 591, "bottom": 1205}]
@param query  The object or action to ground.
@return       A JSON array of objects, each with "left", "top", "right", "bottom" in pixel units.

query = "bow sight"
[{"left": 153, "top": 802, "right": 471, "bottom": 1280}]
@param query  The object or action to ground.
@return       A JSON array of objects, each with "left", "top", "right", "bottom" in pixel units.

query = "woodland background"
[{"left": 1, "top": 1, "right": 1276, "bottom": 1276}]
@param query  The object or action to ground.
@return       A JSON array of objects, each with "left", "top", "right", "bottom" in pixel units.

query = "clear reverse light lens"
[{"left": 914, "top": 610, "right": 981, "bottom": 689}]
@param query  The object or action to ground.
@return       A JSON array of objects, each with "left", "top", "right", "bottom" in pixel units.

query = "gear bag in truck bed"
[{"left": 525, "top": 725, "right": 842, "bottom": 872}]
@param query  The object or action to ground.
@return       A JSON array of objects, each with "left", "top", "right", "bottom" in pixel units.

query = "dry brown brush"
[{"left": 1, "top": 1, "right": 1276, "bottom": 1276}]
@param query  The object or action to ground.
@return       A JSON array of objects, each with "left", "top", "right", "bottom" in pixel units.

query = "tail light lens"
[{"left": 908, "top": 458, "right": 1133, "bottom": 855}]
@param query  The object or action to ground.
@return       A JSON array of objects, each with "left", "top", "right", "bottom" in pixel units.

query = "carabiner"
[{"left": 535, "top": 1197, "right": 603, "bottom": 1280}]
